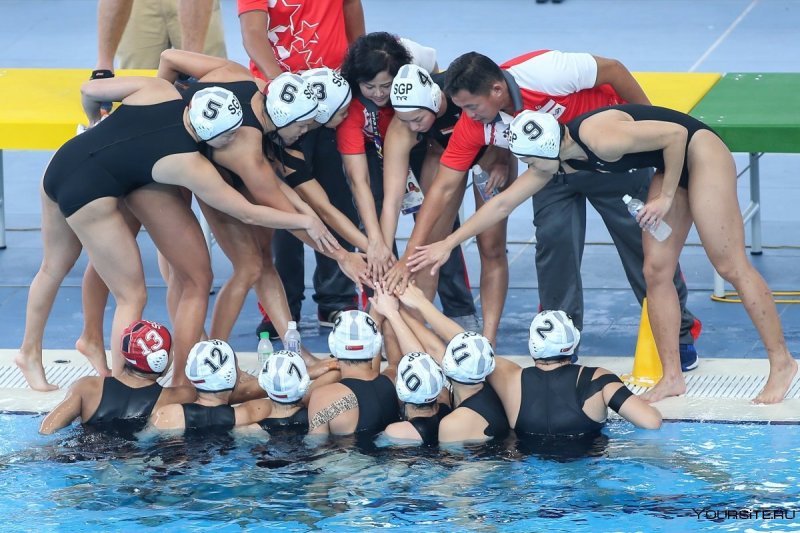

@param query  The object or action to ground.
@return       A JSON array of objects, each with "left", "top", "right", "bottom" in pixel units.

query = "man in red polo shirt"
[{"left": 386, "top": 50, "right": 701, "bottom": 368}]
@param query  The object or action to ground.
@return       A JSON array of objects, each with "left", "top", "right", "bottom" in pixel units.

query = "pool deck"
[{"left": 1, "top": 0, "right": 799, "bottom": 421}]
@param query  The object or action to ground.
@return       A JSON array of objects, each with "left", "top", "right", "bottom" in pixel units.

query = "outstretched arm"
[
  {"left": 81, "top": 76, "right": 177, "bottom": 124},
  {"left": 593, "top": 55, "right": 651, "bottom": 106},
  {"left": 39, "top": 388, "right": 83, "bottom": 435},
  {"left": 380, "top": 118, "right": 418, "bottom": 248},
  {"left": 407, "top": 166, "right": 552, "bottom": 275},
  {"left": 396, "top": 283, "right": 463, "bottom": 356},
  {"left": 398, "top": 308, "right": 446, "bottom": 359},
  {"left": 295, "top": 179, "right": 370, "bottom": 250},
  {"left": 342, "top": 153, "right": 394, "bottom": 277},
  {"left": 370, "top": 285, "right": 424, "bottom": 356},
  {"left": 157, "top": 49, "right": 249, "bottom": 84}
]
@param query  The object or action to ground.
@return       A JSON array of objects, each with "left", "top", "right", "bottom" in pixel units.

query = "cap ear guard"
[
  {"left": 508, "top": 110, "right": 562, "bottom": 160},
  {"left": 301, "top": 68, "right": 352, "bottom": 124},
  {"left": 185, "top": 339, "right": 238, "bottom": 392},
  {"left": 121, "top": 319, "right": 172, "bottom": 374},
  {"left": 396, "top": 351, "right": 445, "bottom": 405},
  {"left": 258, "top": 350, "right": 311, "bottom": 403},
  {"left": 188, "top": 86, "right": 244, "bottom": 141},
  {"left": 328, "top": 310, "right": 383, "bottom": 360},
  {"left": 528, "top": 310, "right": 581, "bottom": 359},
  {"left": 264, "top": 72, "right": 319, "bottom": 129},
  {"left": 442, "top": 331, "right": 496, "bottom": 384},
  {"left": 390, "top": 63, "right": 441, "bottom": 114}
]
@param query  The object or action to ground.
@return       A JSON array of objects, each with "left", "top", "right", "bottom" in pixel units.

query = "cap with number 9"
[{"left": 508, "top": 110, "right": 562, "bottom": 160}]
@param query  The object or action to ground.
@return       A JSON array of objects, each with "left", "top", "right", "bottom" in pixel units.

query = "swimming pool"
[{"left": 0, "top": 414, "right": 797, "bottom": 532}]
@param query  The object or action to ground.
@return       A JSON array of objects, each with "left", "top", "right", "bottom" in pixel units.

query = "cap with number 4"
[{"left": 508, "top": 110, "right": 562, "bottom": 160}]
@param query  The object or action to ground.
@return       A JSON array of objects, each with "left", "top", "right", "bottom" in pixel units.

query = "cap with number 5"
[
  {"left": 264, "top": 72, "right": 319, "bottom": 128},
  {"left": 188, "top": 86, "right": 243, "bottom": 141},
  {"left": 508, "top": 110, "right": 562, "bottom": 160},
  {"left": 186, "top": 339, "right": 238, "bottom": 392}
]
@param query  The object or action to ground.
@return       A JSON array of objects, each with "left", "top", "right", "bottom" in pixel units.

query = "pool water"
[{"left": 0, "top": 414, "right": 798, "bottom": 532}]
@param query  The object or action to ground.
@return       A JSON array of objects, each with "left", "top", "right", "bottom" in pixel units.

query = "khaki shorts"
[{"left": 117, "top": 0, "right": 227, "bottom": 69}]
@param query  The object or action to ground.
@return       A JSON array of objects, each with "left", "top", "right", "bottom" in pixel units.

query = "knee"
[
  {"left": 115, "top": 284, "right": 147, "bottom": 309},
  {"left": 477, "top": 235, "right": 507, "bottom": 263},
  {"left": 642, "top": 258, "right": 674, "bottom": 287},
  {"left": 231, "top": 255, "right": 264, "bottom": 287},
  {"left": 713, "top": 258, "right": 747, "bottom": 284},
  {"left": 172, "top": 263, "right": 213, "bottom": 294}
]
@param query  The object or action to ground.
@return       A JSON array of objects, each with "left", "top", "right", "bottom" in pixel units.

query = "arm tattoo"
[{"left": 309, "top": 393, "right": 358, "bottom": 431}]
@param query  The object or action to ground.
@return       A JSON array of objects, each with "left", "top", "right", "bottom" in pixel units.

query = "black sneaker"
[
  {"left": 255, "top": 316, "right": 280, "bottom": 340},
  {"left": 679, "top": 343, "right": 699, "bottom": 372},
  {"left": 318, "top": 306, "right": 357, "bottom": 328}
]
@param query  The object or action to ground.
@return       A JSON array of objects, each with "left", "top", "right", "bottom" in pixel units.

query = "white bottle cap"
[
  {"left": 288, "top": 321, "right": 297, "bottom": 330},
  {"left": 472, "top": 164, "right": 483, "bottom": 174},
  {"left": 622, "top": 194, "right": 632, "bottom": 204}
]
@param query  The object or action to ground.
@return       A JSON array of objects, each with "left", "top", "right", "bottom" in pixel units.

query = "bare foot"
[
  {"left": 639, "top": 374, "right": 686, "bottom": 403},
  {"left": 753, "top": 357, "right": 798, "bottom": 404},
  {"left": 75, "top": 337, "right": 112, "bottom": 377},
  {"left": 15, "top": 352, "right": 58, "bottom": 391},
  {"left": 300, "top": 348, "right": 322, "bottom": 368}
]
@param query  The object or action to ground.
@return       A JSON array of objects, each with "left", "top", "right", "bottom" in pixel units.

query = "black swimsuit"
[
  {"left": 43, "top": 100, "right": 198, "bottom": 216},
  {"left": 458, "top": 382, "right": 510, "bottom": 439},
  {"left": 564, "top": 104, "right": 717, "bottom": 190},
  {"left": 408, "top": 403, "right": 452, "bottom": 445},
  {"left": 182, "top": 403, "right": 236, "bottom": 433},
  {"left": 339, "top": 374, "right": 400, "bottom": 434},
  {"left": 85, "top": 377, "right": 163, "bottom": 433},
  {"left": 515, "top": 365, "right": 624, "bottom": 437},
  {"left": 258, "top": 408, "right": 309, "bottom": 435}
]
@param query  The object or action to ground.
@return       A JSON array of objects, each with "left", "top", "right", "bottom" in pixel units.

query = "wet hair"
[
  {"left": 341, "top": 32, "right": 412, "bottom": 97},
  {"left": 444, "top": 52, "right": 504, "bottom": 97}
]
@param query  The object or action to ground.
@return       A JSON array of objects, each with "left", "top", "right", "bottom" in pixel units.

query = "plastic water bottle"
[
  {"left": 472, "top": 164, "right": 497, "bottom": 202},
  {"left": 257, "top": 331, "right": 274, "bottom": 368},
  {"left": 622, "top": 195, "right": 672, "bottom": 241},
  {"left": 284, "top": 320, "right": 302, "bottom": 354}
]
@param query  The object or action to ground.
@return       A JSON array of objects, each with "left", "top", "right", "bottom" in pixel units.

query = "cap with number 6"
[
  {"left": 508, "top": 110, "right": 562, "bottom": 160},
  {"left": 264, "top": 72, "right": 319, "bottom": 128}
]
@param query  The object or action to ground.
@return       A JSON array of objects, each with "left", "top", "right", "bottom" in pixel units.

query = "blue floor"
[{"left": 1, "top": 0, "right": 799, "bottom": 359}]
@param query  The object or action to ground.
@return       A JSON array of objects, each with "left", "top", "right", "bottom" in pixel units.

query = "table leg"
[{"left": 0, "top": 150, "right": 5, "bottom": 250}]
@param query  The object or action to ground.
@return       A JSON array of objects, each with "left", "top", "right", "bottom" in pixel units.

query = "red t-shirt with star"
[
  {"left": 335, "top": 98, "right": 395, "bottom": 155},
  {"left": 238, "top": 0, "right": 349, "bottom": 79},
  {"left": 440, "top": 50, "right": 626, "bottom": 171}
]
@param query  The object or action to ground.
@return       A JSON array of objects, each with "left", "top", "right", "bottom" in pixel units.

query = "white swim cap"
[
  {"left": 186, "top": 339, "right": 238, "bottom": 392},
  {"left": 265, "top": 72, "right": 319, "bottom": 128},
  {"left": 528, "top": 310, "right": 581, "bottom": 359},
  {"left": 390, "top": 63, "right": 442, "bottom": 114},
  {"left": 301, "top": 68, "right": 352, "bottom": 124},
  {"left": 508, "top": 110, "right": 562, "bottom": 160},
  {"left": 259, "top": 350, "right": 311, "bottom": 404},
  {"left": 328, "top": 310, "right": 382, "bottom": 360},
  {"left": 396, "top": 352, "right": 445, "bottom": 405},
  {"left": 443, "top": 331, "right": 495, "bottom": 384},
  {"left": 188, "top": 86, "right": 243, "bottom": 141}
]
